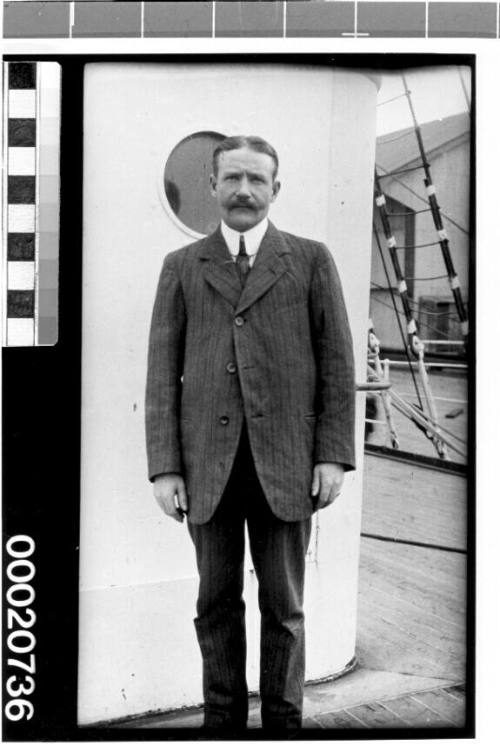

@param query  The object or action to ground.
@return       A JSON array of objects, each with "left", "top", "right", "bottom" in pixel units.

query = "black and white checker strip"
[{"left": 3, "top": 61, "right": 38, "bottom": 346}]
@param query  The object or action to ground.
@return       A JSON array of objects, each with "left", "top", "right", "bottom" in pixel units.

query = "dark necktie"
[{"left": 236, "top": 235, "right": 250, "bottom": 286}]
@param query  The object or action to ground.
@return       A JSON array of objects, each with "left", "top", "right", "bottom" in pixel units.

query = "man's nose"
[{"left": 236, "top": 177, "right": 251, "bottom": 197}]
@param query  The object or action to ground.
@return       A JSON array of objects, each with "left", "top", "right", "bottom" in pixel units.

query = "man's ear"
[
  {"left": 209, "top": 174, "right": 217, "bottom": 197},
  {"left": 271, "top": 180, "right": 281, "bottom": 202}
]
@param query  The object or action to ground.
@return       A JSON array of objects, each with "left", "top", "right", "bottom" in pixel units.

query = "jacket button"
[
  {"left": 219, "top": 416, "right": 229, "bottom": 426},
  {"left": 234, "top": 316, "right": 244, "bottom": 327},
  {"left": 226, "top": 362, "right": 237, "bottom": 374}
]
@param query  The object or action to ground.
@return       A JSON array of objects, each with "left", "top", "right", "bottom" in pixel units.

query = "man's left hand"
[{"left": 311, "top": 463, "right": 345, "bottom": 509}]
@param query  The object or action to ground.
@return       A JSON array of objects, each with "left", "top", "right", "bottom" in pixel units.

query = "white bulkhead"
[{"left": 79, "top": 63, "right": 378, "bottom": 724}]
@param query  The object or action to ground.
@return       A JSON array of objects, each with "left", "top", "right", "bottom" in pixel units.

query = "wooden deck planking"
[
  {"left": 362, "top": 537, "right": 468, "bottom": 576},
  {"left": 358, "top": 587, "right": 466, "bottom": 650},
  {"left": 316, "top": 709, "right": 368, "bottom": 729},
  {"left": 360, "top": 539, "right": 467, "bottom": 618},
  {"left": 358, "top": 453, "right": 467, "bottom": 689},
  {"left": 406, "top": 689, "right": 465, "bottom": 726},
  {"left": 443, "top": 686, "right": 465, "bottom": 703},
  {"left": 362, "top": 503, "right": 466, "bottom": 550},
  {"left": 358, "top": 579, "right": 466, "bottom": 642},
  {"left": 362, "top": 454, "right": 467, "bottom": 550},
  {"left": 355, "top": 622, "right": 464, "bottom": 681},
  {"left": 357, "top": 539, "right": 466, "bottom": 681},
  {"left": 345, "top": 701, "right": 410, "bottom": 728},
  {"left": 379, "top": 694, "right": 452, "bottom": 727},
  {"left": 311, "top": 685, "right": 465, "bottom": 730},
  {"left": 303, "top": 668, "right": 461, "bottom": 716}
]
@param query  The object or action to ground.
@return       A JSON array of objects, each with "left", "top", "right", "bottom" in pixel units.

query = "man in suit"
[{"left": 145, "top": 135, "right": 356, "bottom": 733}]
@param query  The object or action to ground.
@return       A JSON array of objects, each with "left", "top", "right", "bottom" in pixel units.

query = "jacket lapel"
[
  {"left": 235, "top": 222, "right": 289, "bottom": 315},
  {"left": 200, "top": 222, "right": 290, "bottom": 313},
  {"left": 200, "top": 226, "right": 242, "bottom": 309}
]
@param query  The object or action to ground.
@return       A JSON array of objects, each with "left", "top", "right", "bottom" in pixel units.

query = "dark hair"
[{"left": 212, "top": 135, "right": 279, "bottom": 179}]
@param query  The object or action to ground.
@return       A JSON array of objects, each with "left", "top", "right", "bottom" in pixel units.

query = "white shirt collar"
[{"left": 220, "top": 217, "right": 269, "bottom": 260}]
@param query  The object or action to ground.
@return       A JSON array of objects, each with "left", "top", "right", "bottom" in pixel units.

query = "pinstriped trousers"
[{"left": 188, "top": 423, "right": 312, "bottom": 731}]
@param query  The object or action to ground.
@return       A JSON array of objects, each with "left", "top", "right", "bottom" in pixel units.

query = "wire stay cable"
[
  {"left": 372, "top": 223, "right": 424, "bottom": 409},
  {"left": 401, "top": 72, "right": 469, "bottom": 340},
  {"left": 370, "top": 293, "right": 460, "bottom": 340},
  {"left": 375, "top": 164, "right": 469, "bottom": 236}
]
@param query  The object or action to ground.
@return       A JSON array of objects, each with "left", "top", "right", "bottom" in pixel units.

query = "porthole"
[{"left": 163, "top": 131, "right": 225, "bottom": 235}]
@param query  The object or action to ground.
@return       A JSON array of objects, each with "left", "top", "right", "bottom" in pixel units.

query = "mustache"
[{"left": 230, "top": 201, "right": 256, "bottom": 209}]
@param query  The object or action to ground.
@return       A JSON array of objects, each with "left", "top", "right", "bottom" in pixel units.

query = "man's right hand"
[{"left": 153, "top": 473, "right": 188, "bottom": 523}]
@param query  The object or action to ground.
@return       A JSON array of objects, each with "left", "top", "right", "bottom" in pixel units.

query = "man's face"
[{"left": 210, "top": 147, "right": 281, "bottom": 232}]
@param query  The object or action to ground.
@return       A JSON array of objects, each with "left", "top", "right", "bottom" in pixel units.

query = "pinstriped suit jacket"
[{"left": 145, "top": 221, "right": 356, "bottom": 524}]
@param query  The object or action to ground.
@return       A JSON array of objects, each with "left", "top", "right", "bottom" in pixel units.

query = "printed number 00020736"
[{"left": 4, "top": 535, "right": 37, "bottom": 723}]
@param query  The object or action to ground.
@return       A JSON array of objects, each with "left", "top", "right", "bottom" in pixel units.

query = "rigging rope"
[
  {"left": 398, "top": 241, "right": 442, "bottom": 250},
  {"left": 372, "top": 223, "right": 424, "bottom": 409},
  {"left": 401, "top": 72, "right": 469, "bottom": 339},
  {"left": 378, "top": 163, "right": 428, "bottom": 178},
  {"left": 370, "top": 280, "right": 462, "bottom": 324},
  {"left": 457, "top": 66, "right": 471, "bottom": 114},
  {"left": 404, "top": 275, "right": 449, "bottom": 282},
  {"left": 375, "top": 165, "right": 469, "bottom": 236},
  {"left": 370, "top": 292, "right": 461, "bottom": 340},
  {"left": 370, "top": 67, "right": 469, "bottom": 460},
  {"left": 377, "top": 92, "right": 409, "bottom": 107},
  {"left": 387, "top": 208, "right": 432, "bottom": 217}
]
